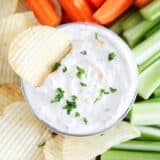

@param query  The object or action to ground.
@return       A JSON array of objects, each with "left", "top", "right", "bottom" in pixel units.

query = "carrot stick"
[
  {"left": 87, "top": 0, "right": 105, "bottom": 8},
  {"left": 93, "top": 0, "right": 134, "bottom": 25},
  {"left": 62, "top": 12, "right": 72, "bottom": 23},
  {"left": 26, "top": 0, "right": 61, "bottom": 26},
  {"left": 135, "top": 0, "right": 152, "bottom": 8},
  {"left": 59, "top": 0, "right": 96, "bottom": 22}
]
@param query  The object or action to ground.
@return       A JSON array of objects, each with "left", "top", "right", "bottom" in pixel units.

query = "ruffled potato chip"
[
  {"left": 0, "top": 56, "right": 20, "bottom": 84},
  {"left": 0, "top": 102, "right": 51, "bottom": 160},
  {"left": 22, "top": 11, "right": 39, "bottom": 25},
  {"left": 44, "top": 122, "right": 140, "bottom": 160},
  {"left": 0, "top": 12, "right": 37, "bottom": 84},
  {"left": 0, "top": 12, "right": 36, "bottom": 56},
  {"left": 9, "top": 26, "right": 72, "bottom": 87},
  {"left": 0, "top": 83, "right": 24, "bottom": 115},
  {"left": 16, "top": 0, "right": 29, "bottom": 12},
  {"left": 0, "top": 0, "right": 18, "bottom": 19}
]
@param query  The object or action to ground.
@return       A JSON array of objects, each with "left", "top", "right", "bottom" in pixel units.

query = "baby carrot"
[
  {"left": 59, "top": 0, "right": 95, "bottom": 22},
  {"left": 93, "top": 0, "right": 134, "bottom": 25},
  {"left": 135, "top": 0, "right": 152, "bottom": 8},
  {"left": 87, "top": 0, "right": 105, "bottom": 8},
  {"left": 62, "top": 12, "right": 72, "bottom": 23},
  {"left": 26, "top": 0, "right": 61, "bottom": 26}
]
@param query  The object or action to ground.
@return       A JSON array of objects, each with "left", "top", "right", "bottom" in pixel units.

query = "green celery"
[
  {"left": 153, "top": 86, "right": 160, "bottom": 98},
  {"left": 132, "top": 28, "right": 160, "bottom": 65},
  {"left": 121, "top": 12, "right": 143, "bottom": 31},
  {"left": 113, "top": 140, "right": 160, "bottom": 152},
  {"left": 101, "top": 150, "right": 160, "bottom": 160},
  {"left": 140, "top": 0, "right": 160, "bottom": 21},
  {"left": 155, "top": 125, "right": 160, "bottom": 128},
  {"left": 138, "top": 126, "right": 160, "bottom": 141},
  {"left": 138, "top": 50, "right": 160, "bottom": 73},
  {"left": 109, "top": 8, "right": 136, "bottom": 34},
  {"left": 123, "top": 18, "right": 160, "bottom": 47},
  {"left": 145, "top": 23, "right": 160, "bottom": 39},
  {"left": 141, "top": 97, "right": 160, "bottom": 103},
  {"left": 130, "top": 98, "right": 160, "bottom": 125},
  {"left": 138, "top": 59, "right": 160, "bottom": 99}
]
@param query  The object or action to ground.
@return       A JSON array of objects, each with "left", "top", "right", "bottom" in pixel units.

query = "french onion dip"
[{"left": 23, "top": 24, "right": 138, "bottom": 135}]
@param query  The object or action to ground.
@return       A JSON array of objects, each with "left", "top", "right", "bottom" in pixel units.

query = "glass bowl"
[{"left": 21, "top": 23, "right": 138, "bottom": 137}]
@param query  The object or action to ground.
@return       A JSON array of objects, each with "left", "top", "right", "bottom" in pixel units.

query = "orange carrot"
[
  {"left": 26, "top": 0, "right": 61, "bottom": 26},
  {"left": 62, "top": 12, "right": 72, "bottom": 23},
  {"left": 59, "top": 0, "right": 96, "bottom": 22},
  {"left": 87, "top": 0, "right": 105, "bottom": 8},
  {"left": 135, "top": 0, "right": 152, "bottom": 8},
  {"left": 93, "top": 0, "right": 134, "bottom": 25}
]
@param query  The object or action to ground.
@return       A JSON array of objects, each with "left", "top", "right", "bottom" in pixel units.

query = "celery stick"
[
  {"left": 138, "top": 50, "right": 160, "bottom": 73},
  {"left": 121, "top": 12, "right": 143, "bottom": 31},
  {"left": 142, "top": 97, "right": 160, "bottom": 103},
  {"left": 156, "top": 125, "right": 160, "bottom": 128},
  {"left": 140, "top": 0, "right": 160, "bottom": 21},
  {"left": 113, "top": 140, "right": 160, "bottom": 152},
  {"left": 101, "top": 150, "right": 160, "bottom": 160},
  {"left": 130, "top": 99, "right": 160, "bottom": 125},
  {"left": 145, "top": 23, "right": 160, "bottom": 39},
  {"left": 109, "top": 8, "right": 136, "bottom": 34},
  {"left": 123, "top": 18, "right": 160, "bottom": 47},
  {"left": 132, "top": 29, "right": 160, "bottom": 65},
  {"left": 138, "top": 126, "right": 160, "bottom": 140},
  {"left": 153, "top": 86, "right": 160, "bottom": 98},
  {"left": 138, "top": 59, "right": 160, "bottom": 99}
]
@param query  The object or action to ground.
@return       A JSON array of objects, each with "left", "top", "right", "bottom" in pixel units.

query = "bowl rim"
[{"left": 21, "top": 22, "right": 139, "bottom": 137}]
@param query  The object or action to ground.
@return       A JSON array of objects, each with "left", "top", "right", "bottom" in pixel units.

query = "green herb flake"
[
  {"left": 80, "top": 50, "right": 87, "bottom": 55},
  {"left": 109, "top": 87, "right": 117, "bottom": 93},
  {"left": 63, "top": 66, "right": 67, "bottom": 72},
  {"left": 83, "top": 117, "right": 88, "bottom": 125},
  {"left": 108, "top": 52, "right": 116, "bottom": 61},
  {"left": 80, "top": 82, "right": 87, "bottom": 87},
  {"left": 95, "top": 32, "right": 99, "bottom": 40},
  {"left": 63, "top": 95, "right": 77, "bottom": 115},
  {"left": 75, "top": 112, "right": 80, "bottom": 117},
  {"left": 76, "top": 66, "right": 85, "bottom": 79},
  {"left": 38, "top": 141, "right": 46, "bottom": 148},
  {"left": 94, "top": 89, "right": 109, "bottom": 103},
  {"left": 50, "top": 88, "right": 64, "bottom": 103},
  {"left": 52, "top": 62, "right": 61, "bottom": 71},
  {"left": 72, "top": 95, "right": 77, "bottom": 101}
]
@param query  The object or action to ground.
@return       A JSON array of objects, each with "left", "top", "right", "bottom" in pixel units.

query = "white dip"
[{"left": 22, "top": 23, "right": 138, "bottom": 135}]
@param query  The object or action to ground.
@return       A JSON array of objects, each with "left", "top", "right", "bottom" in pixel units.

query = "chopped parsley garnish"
[
  {"left": 50, "top": 88, "right": 64, "bottom": 103},
  {"left": 75, "top": 112, "right": 80, "bottom": 117},
  {"left": 109, "top": 87, "right": 117, "bottom": 93},
  {"left": 76, "top": 66, "right": 85, "bottom": 79},
  {"left": 80, "top": 50, "right": 87, "bottom": 55},
  {"left": 52, "top": 62, "right": 61, "bottom": 71},
  {"left": 38, "top": 141, "right": 46, "bottom": 148},
  {"left": 83, "top": 117, "right": 88, "bottom": 125},
  {"left": 80, "top": 82, "right": 87, "bottom": 87},
  {"left": 108, "top": 52, "right": 116, "bottom": 61},
  {"left": 95, "top": 32, "right": 99, "bottom": 40},
  {"left": 72, "top": 95, "right": 77, "bottom": 101},
  {"left": 94, "top": 89, "right": 109, "bottom": 103},
  {"left": 63, "top": 95, "right": 77, "bottom": 115},
  {"left": 63, "top": 66, "right": 67, "bottom": 72}
]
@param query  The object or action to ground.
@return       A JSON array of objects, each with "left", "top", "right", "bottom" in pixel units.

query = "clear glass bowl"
[{"left": 21, "top": 23, "right": 138, "bottom": 137}]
